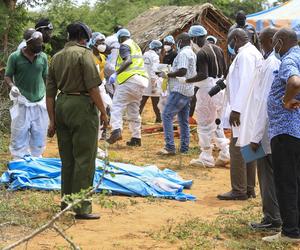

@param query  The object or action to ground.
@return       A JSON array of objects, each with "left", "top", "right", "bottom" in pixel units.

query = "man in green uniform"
[{"left": 46, "top": 22, "right": 108, "bottom": 220}]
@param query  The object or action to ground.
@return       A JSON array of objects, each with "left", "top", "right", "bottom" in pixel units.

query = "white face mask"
[
  {"left": 164, "top": 45, "right": 172, "bottom": 52},
  {"left": 97, "top": 44, "right": 106, "bottom": 53}
]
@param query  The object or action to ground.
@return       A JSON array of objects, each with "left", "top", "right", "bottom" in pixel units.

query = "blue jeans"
[{"left": 162, "top": 92, "right": 191, "bottom": 153}]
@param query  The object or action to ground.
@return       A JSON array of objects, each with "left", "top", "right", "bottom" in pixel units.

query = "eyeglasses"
[
  {"left": 26, "top": 31, "right": 43, "bottom": 42},
  {"left": 36, "top": 23, "right": 53, "bottom": 31}
]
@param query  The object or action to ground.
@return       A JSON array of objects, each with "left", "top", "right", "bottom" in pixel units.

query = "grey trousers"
[
  {"left": 230, "top": 137, "right": 256, "bottom": 195},
  {"left": 257, "top": 155, "right": 282, "bottom": 225}
]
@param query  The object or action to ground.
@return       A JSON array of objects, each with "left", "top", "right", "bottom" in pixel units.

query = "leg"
[
  {"left": 151, "top": 96, "right": 161, "bottom": 122},
  {"left": 230, "top": 137, "right": 247, "bottom": 195},
  {"left": 29, "top": 105, "right": 49, "bottom": 157},
  {"left": 110, "top": 84, "right": 131, "bottom": 131},
  {"left": 192, "top": 88, "right": 216, "bottom": 166},
  {"left": 128, "top": 98, "right": 143, "bottom": 139},
  {"left": 177, "top": 97, "right": 190, "bottom": 153},
  {"left": 272, "top": 135, "right": 300, "bottom": 238},
  {"left": 55, "top": 95, "right": 75, "bottom": 199},
  {"left": 139, "top": 95, "right": 149, "bottom": 114},
  {"left": 246, "top": 160, "right": 256, "bottom": 196},
  {"left": 9, "top": 104, "right": 30, "bottom": 159},
  {"left": 257, "top": 155, "right": 281, "bottom": 225},
  {"left": 162, "top": 92, "right": 182, "bottom": 153}
]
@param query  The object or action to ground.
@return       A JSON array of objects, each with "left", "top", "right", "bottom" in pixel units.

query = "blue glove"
[{"left": 108, "top": 72, "right": 117, "bottom": 84}]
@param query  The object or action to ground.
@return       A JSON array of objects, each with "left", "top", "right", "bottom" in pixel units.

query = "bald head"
[
  {"left": 273, "top": 28, "right": 298, "bottom": 57},
  {"left": 176, "top": 32, "right": 191, "bottom": 48},
  {"left": 259, "top": 27, "right": 279, "bottom": 55},
  {"left": 23, "top": 28, "right": 36, "bottom": 41},
  {"left": 227, "top": 28, "right": 249, "bottom": 54}
]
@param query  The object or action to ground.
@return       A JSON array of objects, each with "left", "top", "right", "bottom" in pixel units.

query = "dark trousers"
[
  {"left": 139, "top": 95, "right": 161, "bottom": 122},
  {"left": 257, "top": 155, "right": 281, "bottom": 225},
  {"left": 230, "top": 137, "right": 256, "bottom": 195},
  {"left": 271, "top": 134, "right": 300, "bottom": 238},
  {"left": 189, "top": 87, "right": 198, "bottom": 117},
  {"left": 56, "top": 94, "right": 99, "bottom": 215}
]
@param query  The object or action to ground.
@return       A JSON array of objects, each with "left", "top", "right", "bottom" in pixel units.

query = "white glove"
[
  {"left": 158, "top": 71, "right": 168, "bottom": 79},
  {"left": 176, "top": 77, "right": 186, "bottom": 84},
  {"left": 108, "top": 72, "right": 117, "bottom": 85},
  {"left": 10, "top": 86, "right": 21, "bottom": 98}
]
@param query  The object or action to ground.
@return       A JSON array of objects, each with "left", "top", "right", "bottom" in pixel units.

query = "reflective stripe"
[{"left": 116, "top": 39, "right": 148, "bottom": 84}]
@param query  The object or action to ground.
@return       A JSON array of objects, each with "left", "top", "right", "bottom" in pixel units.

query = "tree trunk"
[{"left": 2, "top": 0, "right": 17, "bottom": 55}]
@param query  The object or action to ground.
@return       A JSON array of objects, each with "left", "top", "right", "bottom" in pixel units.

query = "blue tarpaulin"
[{"left": 0, "top": 157, "right": 196, "bottom": 201}]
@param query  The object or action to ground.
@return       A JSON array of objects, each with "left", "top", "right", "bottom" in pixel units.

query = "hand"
[
  {"left": 229, "top": 111, "right": 240, "bottom": 127},
  {"left": 283, "top": 99, "right": 300, "bottom": 110},
  {"left": 250, "top": 142, "right": 260, "bottom": 152},
  {"left": 176, "top": 77, "right": 186, "bottom": 84},
  {"left": 48, "top": 121, "right": 56, "bottom": 138},
  {"left": 157, "top": 71, "right": 168, "bottom": 79},
  {"left": 10, "top": 86, "right": 21, "bottom": 98},
  {"left": 108, "top": 72, "right": 117, "bottom": 85},
  {"left": 100, "top": 113, "right": 108, "bottom": 129}
]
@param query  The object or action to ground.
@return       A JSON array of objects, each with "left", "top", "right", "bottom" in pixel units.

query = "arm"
[
  {"left": 4, "top": 76, "right": 14, "bottom": 89},
  {"left": 168, "top": 52, "right": 188, "bottom": 78},
  {"left": 186, "top": 51, "right": 208, "bottom": 83},
  {"left": 168, "top": 68, "right": 187, "bottom": 78},
  {"left": 4, "top": 54, "right": 15, "bottom": 89},
  {"left": 283, "top": 75, "right": 300, "bottom": 109},
  {"left": 116, "top": 44, "right": 132, "bottom": 74}
]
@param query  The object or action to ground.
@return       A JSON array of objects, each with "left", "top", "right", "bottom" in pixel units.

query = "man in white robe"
[{"left": 217, "top": 28, "right": 264, "bottom": 200}]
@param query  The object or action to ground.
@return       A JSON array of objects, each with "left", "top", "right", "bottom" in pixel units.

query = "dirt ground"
[{"left": 3, "top": 102, "right": 286, "bottom": 250}]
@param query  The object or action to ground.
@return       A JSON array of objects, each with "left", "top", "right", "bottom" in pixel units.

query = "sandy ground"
[{"left": 9, "top": 102, "right": 257, "bottom": 250}]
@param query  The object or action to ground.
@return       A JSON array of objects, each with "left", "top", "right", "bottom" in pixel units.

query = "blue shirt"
[{"left": 267, "top": 45, "right": 300, "bottom": 140}]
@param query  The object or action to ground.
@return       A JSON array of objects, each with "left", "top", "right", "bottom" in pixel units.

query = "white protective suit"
[
  {"left": 143, "top": 50, "right": 161, "bottom": 97},
  {"left": 193, "top": 77, "right": 229, "bottom": 166},
  {"left": 191, "top": 44, "right": 229, "bottom": 167},
  {"left": 110, "top": 74, "right": 148, "bottom": 138},
  {"left": 9, "top": 93, "right": 49, "bottom": 159},
  {"left": 237, "top": 52, "right": 280, "bottom": 153}
]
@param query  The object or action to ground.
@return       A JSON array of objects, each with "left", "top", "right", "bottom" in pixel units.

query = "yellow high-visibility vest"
[{"left": 116, "top": 39, "right": 148, "bottom": 84}]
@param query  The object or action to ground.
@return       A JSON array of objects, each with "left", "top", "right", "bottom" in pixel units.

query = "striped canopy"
[{"left": 247, "top": 0, "right": 300, "bottom": 38}]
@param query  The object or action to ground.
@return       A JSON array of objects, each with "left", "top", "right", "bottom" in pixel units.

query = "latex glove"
[
  {"left": 108, "top": 72, "right": 117, "bottom": 85},
  {"left": 157, "top": 71, "right": 168, "bottom": 79},
  {"left": 176, "top": 77, "right": 186, "bottom": 84},
  {"left": 10, "top": 86, "right": 21, "bottom": 98},
  {"left": 162, "top": 78, "right": 168, "bottom": 91}
]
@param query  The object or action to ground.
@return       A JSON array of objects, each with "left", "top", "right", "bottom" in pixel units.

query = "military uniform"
[{"left": 47, "top": 41, "right": 100, "bottom": 214}]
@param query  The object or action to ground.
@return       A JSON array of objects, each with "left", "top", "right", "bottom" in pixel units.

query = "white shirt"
[
  {"left": 169, "top": 46, "right": 197, "bottom": 97},
  {"left": 143, "top": 50, "right": 160, "bottom": 96},
  {"left": 249, "top": 53, "right": 280, "bottom": 154},
  {"left": 227, "top": 42, "right": 264, "bottom": 138}
]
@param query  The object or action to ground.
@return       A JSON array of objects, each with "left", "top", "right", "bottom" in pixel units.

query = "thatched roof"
[{"left": 127, "top": 4, "right": 232, "bottom": 51}]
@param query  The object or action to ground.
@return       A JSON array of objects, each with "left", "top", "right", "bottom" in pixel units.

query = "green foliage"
[{"left": 151, "top": 201, "right": 293, "bottom": 250}]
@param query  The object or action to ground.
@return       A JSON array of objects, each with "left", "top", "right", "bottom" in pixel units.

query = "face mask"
[
  {"left": 32, "top": 45, "right": 42, "bottom": 54},
  {"left": 97, "top": 44, "right": 106, "bottom": 53},
  {"left": 228, "top": 44, "right": 236, "bottom": 56},
  {"left": 176, "top": 40, "right": 182, "bottom": 52},
  {"left": 273, "top": 40, "right": 282, "bottom": 60},
  {"left": 164, "top": 45, "right": 172, "bottom": 52}
]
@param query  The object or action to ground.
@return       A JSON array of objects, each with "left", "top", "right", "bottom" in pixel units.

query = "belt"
[{"left": 61, "top": 91, "right": 90, "bottom": 96}]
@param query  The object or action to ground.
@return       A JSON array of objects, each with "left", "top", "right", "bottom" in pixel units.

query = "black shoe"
[
  {"left": 126, "top": 138, "right": 141, "bottom": 147},
  {"left": 249, "top": 219, "right": 281, "bottom": 231},
  {"left": 106, "top": 129, "right": 122, "bottom": 144},
  {"left": 217, "top": 191, "right": 248, "bottom": 201},
  {"left": 75, "top": 213, "right": 100, "bottom": 220},
  {"left": 247, "top": 190, "right": 256, "bottom": 198}
]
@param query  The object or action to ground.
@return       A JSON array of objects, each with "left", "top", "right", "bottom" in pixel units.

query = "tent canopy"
[{"left": 247, "top": 0, "right": 300, "bottom": 38}]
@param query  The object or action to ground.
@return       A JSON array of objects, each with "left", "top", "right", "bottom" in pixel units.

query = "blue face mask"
[{"left": 228, "top": 44, "right": 236, "bottom": 56}]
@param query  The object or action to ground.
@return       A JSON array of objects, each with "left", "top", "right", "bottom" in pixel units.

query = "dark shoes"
[
  {"left": 126, "top": 138, "right": 141, "bottom": 147},
  {"left": 106, "top": 129, "right": 122, "bottom": 144},
  {"left": 217, "top": 191, "right": 248, "bottom": 201},
  {"left": 75, "top": 213, "right": 100, "bottom": 220},
  {"left": 249, "top": 219, "right": 281, "bottom": 232},
  {"left": 247, "top": 190, "right": 256, "bottom": 199}
]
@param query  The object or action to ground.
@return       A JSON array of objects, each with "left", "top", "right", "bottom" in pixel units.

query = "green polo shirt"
[{"left": 5, "top": 49, "right": 48, "bottom": 102}]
